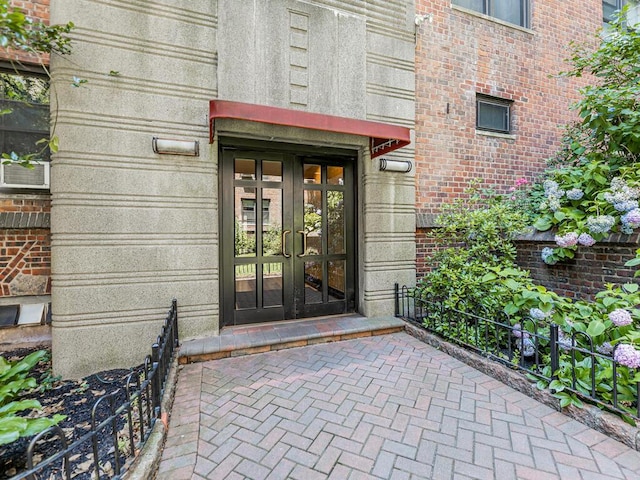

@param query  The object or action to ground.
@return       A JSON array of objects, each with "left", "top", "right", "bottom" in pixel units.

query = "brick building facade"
[
  {"left": 0, "top": 0, "right": 51, "bottom": 330},
  {"left": 1, "top": 1, "right": 637, "bottom": 374},
  {"left": 413, "top": 1, "right": 632, "bottom": 286}
]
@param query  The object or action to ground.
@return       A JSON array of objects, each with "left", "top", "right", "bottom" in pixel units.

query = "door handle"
[
  {"left": 281, "top": 230, "right": 291, "bottom": 258},
  {"left": 297, "top": 230, "right": 308, "bottom": 257}
]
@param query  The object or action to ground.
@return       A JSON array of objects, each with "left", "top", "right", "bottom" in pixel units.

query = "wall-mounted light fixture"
[
  {"left": 415, "top": 13, "right": 433, "bottom": 26},
  {"left": 379, "top": 158, "right": 412, "bottom": 173},
  {"left": 152, "top": 137, "right": 200, "bottom": 156}
]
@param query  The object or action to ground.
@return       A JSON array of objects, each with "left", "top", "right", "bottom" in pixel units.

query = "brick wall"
[
  {"left": 3, "top": 0, "right": 50, "bottom": 64},
  {"left": 414, "top": 1, "right": 600, "bottom": 219},
  {"left": 417, "top": 225, "right": 640, "bottom": 301},
  {"left": 516, "top": 232, "right": 640, "bottom": 300},
  {"left": 0, "top": 1, "right": 52, "bottom": 301},
  {"left": 0, "top": 195, "right": 51, "bottom": 297}
]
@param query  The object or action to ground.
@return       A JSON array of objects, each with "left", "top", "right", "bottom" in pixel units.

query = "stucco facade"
[{"left": 49, "top": 0, "right": 416, "bottom": 377}]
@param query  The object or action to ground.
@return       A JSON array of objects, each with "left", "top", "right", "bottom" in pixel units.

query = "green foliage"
[
  {"left": 0, "top": 0, "right": 74, "bottom": 168},
  {"left": 0, "top": 1, "right": 73, "bottom": 55},
  {"left": 0, "top": 350, "right": 65, "bottom": 446},
  {"left": 418, "top": 180, "right": 530, "bottom": 316},
  {"left": 563, "top": 7, "right": 640, "bottom": 162},
  {"left": 532, "top": 8, "right": 640, "bottom": 261},
  {"left": 420, "top": 177, "right": 640, "bottom": 417},
  {"left": 234, "top": 217, "right": 255, "bottom": 256}
]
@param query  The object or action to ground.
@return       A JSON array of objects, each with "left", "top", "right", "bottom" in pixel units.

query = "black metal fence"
[
  {"left": 12, "top": 299, "right": 179, "bottom": 480},
  {"left": 395, "top": 284, "right": 640, "bottom": 421}
]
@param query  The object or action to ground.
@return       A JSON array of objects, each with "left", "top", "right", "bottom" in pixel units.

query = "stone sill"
[{"left": 475, "top": 129, "right": 516, "bottom": 140}]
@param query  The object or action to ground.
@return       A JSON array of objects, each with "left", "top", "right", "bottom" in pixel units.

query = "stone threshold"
[{"left": 178, "top": 314, "right": 405, "bottom": 364}]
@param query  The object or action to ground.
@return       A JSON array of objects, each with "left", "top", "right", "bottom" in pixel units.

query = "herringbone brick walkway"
[{"left": 158, "top": 332, "right": 640, "bottom": 479}]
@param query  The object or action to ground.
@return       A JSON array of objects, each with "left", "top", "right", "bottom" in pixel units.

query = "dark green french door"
[{"left": 221, "top": 148, "right": 356, "bottom": 326}]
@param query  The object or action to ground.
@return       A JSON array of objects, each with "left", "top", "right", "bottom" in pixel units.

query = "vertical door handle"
[
  {"left": 281, "top": 230, "right": 291, "bottom": 258},
  {"left": 297, "top": 230, "right": 308, "bottom": 257}
]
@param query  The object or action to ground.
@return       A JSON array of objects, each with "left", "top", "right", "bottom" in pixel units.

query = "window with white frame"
[
  {"left": 0, "top": 69, "right": 51, "bottom": 189},
  {"left": 241, "top": 199, "right": 270, "bottom": 228},
  {"left": 452, "top": 0, "right": 530, "bottom": 28},
  {"left": 0, "top": 70, "right": 50, "bottom": 162},
  {"left": 476, "top": 95, "right": 512, "bottom": 134}
]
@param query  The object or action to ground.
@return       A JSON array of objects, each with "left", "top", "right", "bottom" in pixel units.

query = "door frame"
[{"left": 219, "top": 138, "right": 359, "bottom": 327}]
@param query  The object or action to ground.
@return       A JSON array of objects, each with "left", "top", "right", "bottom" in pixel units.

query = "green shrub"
[{"left": 0, "top": 350, "right": 65, "bottom": 446}]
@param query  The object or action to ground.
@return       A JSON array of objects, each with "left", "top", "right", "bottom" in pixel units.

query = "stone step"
[{"left": 179, "top": 315, "right": 405, "bottom": 364}]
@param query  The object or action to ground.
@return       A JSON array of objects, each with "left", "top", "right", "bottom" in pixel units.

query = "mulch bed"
[{"left": 1, "top": 346, "right": 144, "bottom": 480}]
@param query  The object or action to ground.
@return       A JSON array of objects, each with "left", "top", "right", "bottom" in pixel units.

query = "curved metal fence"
[
  {"left": 11, "top": 299, "right": 179, "bottom": 480},
  {"left": 394, "top": 284, "right": 640, "bottom": 422}
]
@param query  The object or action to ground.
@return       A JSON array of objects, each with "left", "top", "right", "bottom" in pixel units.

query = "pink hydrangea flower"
[
  {"left": 555, "top": 232, "right": 579, "bottom": 248},
  {"left": 608, "top": 309, "right": 633, "bottom": 327},
  {"left": 614, "top": 344, "right": 640, "bottom": 369}
]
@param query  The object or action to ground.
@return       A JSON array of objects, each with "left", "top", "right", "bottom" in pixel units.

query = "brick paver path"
[{"left": 158, "top": 332, "right": 640, "bottom": 479}]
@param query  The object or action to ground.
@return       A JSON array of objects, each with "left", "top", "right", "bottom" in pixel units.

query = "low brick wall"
[
  {"left": 515, "top": 230, "right": 640, "bottom": 300},
  {"left": 0, "top": 195, "right": 51, "bottom": 297},
  {"left": 416, "top": 226, "right": 640, "bottom": 301}
]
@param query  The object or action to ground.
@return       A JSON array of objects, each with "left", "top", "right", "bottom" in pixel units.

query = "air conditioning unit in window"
[{"left": 0, "top": 162, "right": 50, "bottom": 189}]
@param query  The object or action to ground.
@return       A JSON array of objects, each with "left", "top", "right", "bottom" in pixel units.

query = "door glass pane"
[
  {"left": 236, "top": 187, "right": 256, "bottom": 257},
  {"left": 303, "top": 164, "right": 321, "bottom": 184},
  {"left": 327, "top": 191, "right": 344, "bottom": 254},
  {"left": 262, "top": 188, "right": 282, "bottom": 256},
  {"left": 327, "top": 166, "right": 344, "bottom": 185},
  {"left": 263, "top": 263, "right": 283, "bottom": 307},
  {"left": 328, "top": 261, "right": 345, "bottom": 301},
  {"left": 235, "top": 158, "right": 256, "bottom": 180},
  {"left": 235, "top": 265, "right": 256, "bottom": 309},
  {"left": 263, "top": 161, "right": 282, "bottom": 182},
  {"left": 304, "top": 261, "right": 323, "bottom": 304},
  {"left": 304, "top": 190, "right": 322, "bottom": 255}
]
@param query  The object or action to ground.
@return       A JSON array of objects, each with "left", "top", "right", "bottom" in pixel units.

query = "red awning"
[{"left": 209, "top": 100, "right": 410, "bottom": 158}]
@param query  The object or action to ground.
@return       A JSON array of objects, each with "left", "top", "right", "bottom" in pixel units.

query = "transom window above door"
[{"left": 452, "top": 0, "right": 530, "bottom": 28}]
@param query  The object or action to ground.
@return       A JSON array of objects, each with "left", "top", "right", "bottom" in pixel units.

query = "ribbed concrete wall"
[{"left": 51, "top": 0, "right": 415, "bottom": 377}]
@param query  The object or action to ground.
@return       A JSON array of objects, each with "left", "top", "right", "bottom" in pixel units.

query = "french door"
[{"left": 221, "top": 147, "right": 356, "bottom": 326}]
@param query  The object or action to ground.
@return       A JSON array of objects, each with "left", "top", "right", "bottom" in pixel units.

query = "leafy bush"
[
  {"left": 418, "top": 181, "right": 530, "bottom": 316},
  {"left": 0, "top": 350, "right": 65, "bottom": 446},
  {"left": 532, "top": 9, "right": 640, "bottom": 263}
]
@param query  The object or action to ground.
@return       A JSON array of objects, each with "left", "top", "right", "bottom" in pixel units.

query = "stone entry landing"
[
  {"left": 160, "top": 332, "right": 640, "bottom": 479},
  {"left": 179, "top": 315, "right": 405, "bottom": 364}
]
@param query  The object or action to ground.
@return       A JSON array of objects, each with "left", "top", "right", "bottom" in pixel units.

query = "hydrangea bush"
[{"left": 418, "top": 8, "right": 640, "bottom": 418}]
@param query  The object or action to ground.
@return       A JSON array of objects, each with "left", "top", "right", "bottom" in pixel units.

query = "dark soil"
[{"left": 1, "top": 346, "right": 143, "bottom": 480}]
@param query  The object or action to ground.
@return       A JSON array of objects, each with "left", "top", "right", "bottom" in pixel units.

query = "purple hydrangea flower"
[
  {"left": 586, "top": 215, "right": 616, "bottom": 234},
  {"left": 558, "top": 330, "right": 572, "bottom": 351},
  {"left": 543, "top": 180, "right": 565, "bottom": 198},
  {"left": 512, "top": 323, "right": 530, "bottom": 340},
  {"left": 614, "top": 344, "right": 640, "bottom": 369},
  {"left": 621, "top": 209, "right": 640, "bottom": 231},
  {"left": 555, "top": 232, "right": 579, "bottom": 248},
  {"left": 566, "top": 188, "right": 584, "bottom": 201},
  {"left": 614, "top": 200, "right": 639, "bottom": 212},
  {"left": 608, "top": 309, "right": 633, "bottom": 327},
  {"left": 577, "top": 233, "right": 596, "bottom": 247},
  {"left": 596, "top": 342, "right": 613, "bottom": 355},
  {"left": 541, "top": 247, "right": 557, "bottom": 265},
  {"left": 529, "top": 308, "right": 547, "bottom": 320}
]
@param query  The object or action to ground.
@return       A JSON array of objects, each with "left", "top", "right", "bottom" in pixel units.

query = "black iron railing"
[
  {"left": 12, "top": 299, "right": 179, "bottom": 480},
  {"left": 395, "top": 284, "right": 640, "bottom": 421}
]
